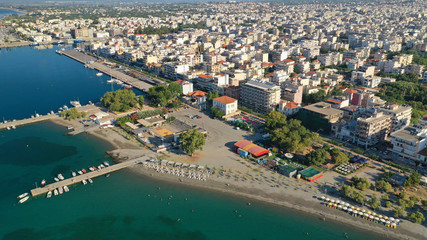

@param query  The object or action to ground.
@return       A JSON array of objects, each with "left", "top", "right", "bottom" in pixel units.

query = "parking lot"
[{"left": 167, "top": 107, "right": 262, "bottom": 169}]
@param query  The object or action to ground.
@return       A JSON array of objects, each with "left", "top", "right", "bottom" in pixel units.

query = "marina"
[
  {"left": 58, "top": 49, "right": 155, "bottom": 91},
  {"left": 29, "top": 156, "right": 151, "bottom": 197}
]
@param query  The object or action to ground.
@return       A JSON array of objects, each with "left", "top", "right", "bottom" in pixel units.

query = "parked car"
[{"left": 197, "top": 116, "right": 202, "bottom": 119}]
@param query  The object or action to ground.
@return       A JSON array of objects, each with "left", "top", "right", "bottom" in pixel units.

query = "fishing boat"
[
  {"left": 41, "top": 179, "right": 46, "bottom": 185},
  {"left": 82, "top": 180, "right": 87, "bottom": 185},
  {"left": 72, "top": 172, "right": 77, "bottom": 177},
  {"left": 70, "top": 101, "right": 81, "bottom": 108},
  {"left": 54, "top": 189, "right": 59, "bottom": 196},
  {"left": 124, "top": 85, "right": 133, "bottom": 89},
  {"left": 17, "top": 193, "right": 28, "bottom": 199},
  {"left": 78, "top": 170, "right": 83, "bottom": 175},
  {"left": 58, "top": 174, "right": 64, "bottom": 180},
  {"left": 58, "top": 187, "right": 63, "bottom": 194},
  {"left": 19, "top": 196, "right": 29, "bottom": 203},
  {"left": 54, "top": 177, "right": 60, "bottom": 182},
  {"left": 46, "top": 191, "right": 52, "bottom": 198},
  {"left": 88, "top": 178, "right": 93, "bottom": 183},
  {"left": 96, "top": 73, "right": 103, "bottom": 77},
  {"left": 63, "top": 186, "right": 69, "bottom": 192},
  {"left": 82, "top": 169, "right": 87, "bottom": 173},
  {"left": 103, "top": 161, "right": 110, "bottom": 167}
]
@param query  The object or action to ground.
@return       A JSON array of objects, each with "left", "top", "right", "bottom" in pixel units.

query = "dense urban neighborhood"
[{"left": 1, "top": 0, "right": 426, "bottom": 238}]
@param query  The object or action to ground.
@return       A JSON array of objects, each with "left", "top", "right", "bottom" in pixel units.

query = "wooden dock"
[
  {"left": 59, "top": 49, "right": 154, "bottom": 91},
  {"left": 30, "top": 157, "right": 148, "bottom": 197}
]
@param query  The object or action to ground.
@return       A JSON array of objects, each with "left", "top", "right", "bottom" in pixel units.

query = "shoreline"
[
  {"left": 48, "top": 118, "right": 425, "bottom": 240},
  {"left": 0, "top": 7, "right": 27, "bottom": 15}
]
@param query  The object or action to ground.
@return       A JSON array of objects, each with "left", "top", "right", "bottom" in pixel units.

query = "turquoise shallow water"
[
  {"left": 0, "top": 9, "right": 24, "bottom": 19},
  {"left": 0, "top": 122, "right": 386, "bottom": 240},
  {"left": 0, "top": 45, "right": 387, "bottom": 240}
]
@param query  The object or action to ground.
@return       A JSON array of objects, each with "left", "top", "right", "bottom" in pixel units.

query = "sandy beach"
[{"left": 50, "top": 118, "right": 426, "bottom": 240}]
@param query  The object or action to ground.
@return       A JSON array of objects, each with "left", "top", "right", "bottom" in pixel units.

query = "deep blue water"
[
  {"left": 0, "top": 9, "right": 24, "bottom": 19},
  {"left": 0, "top": 46, "right": 132, "bottom": 120},
  {"left": 0, "top": 46, "right": 387, "bottom": 240}
]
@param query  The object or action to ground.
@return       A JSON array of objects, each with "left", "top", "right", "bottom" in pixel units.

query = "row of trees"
[
  {"left": 101, "top": 89, "right": 143, "bottom": 112},
  {"left": 60, "top": 107, "right": 86, "bottom": 120},
  {"left": 266, "top": 111, "right": 319, "bottom": 153},
  {"left": 306, "top": 146, "right": 350, "bottom": 166},
  {"left": 147, "top": 82, "right": 182, "bottom": 107}
]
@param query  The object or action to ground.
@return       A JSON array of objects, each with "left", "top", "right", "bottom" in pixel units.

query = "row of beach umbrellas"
[{"left": 321, "top": 196, "right": 400, "bottom": 228}]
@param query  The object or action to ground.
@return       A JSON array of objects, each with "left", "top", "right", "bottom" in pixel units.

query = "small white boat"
[
  {"left": 100, "top": 164, "right": 105, "bottom": 168},
  {"left": 89, "top": 167, "right": 94, "bottom": 171},
  {"left": 78, "top": 171, "right": 83, "bottom": 175},
  {"left": 107, "top": 79, "right": 115, "bottom": 83},
  {"left": 63, "top": 186, "right": 69, "bottom": 192},
  {"left": 103, "top": 161, "right": 110, "bottom": 166},
  {"left": 54, "top": 177, "right": 59, "bottom": 182},
  {"left": 58, "top": 174, "right": 64, "bottom": 180},
  {"left": 17, "top": 193, "right": 28, "bottom": 199},
  {"left": 41, "top": 179, "right": 46, "bottom": 185},
  {"left": 88, "top": 178, "right": 93, "bottom": 183},
  {"left": 58, "top": 187, "right": 63, "bottom": 194},
  {"left": 53, "top": 189, "right": 59, "bottom": 196},
  {"left": 11, "top": 125, "right": 16, "bottom": 129},
  {"left": 7, "top": 127, "right": 10, "bottom": 130},
  {"left": 67, "top": 126, "right": 74, "bottom": 130},
  {"left": 72, "top": 172, "right": 76, "bottom": 177},
  {"left": 96, "top": 73, "right": 103, "bottom": 77},
  {"left": 82, "top": 180, "right": 87, "bottom": 185},
  {"left": 19, "top": 196, "right": 29, "bottom": 204},
  {"left": 47, "top": 191, "right": 52, "bottom": 198}
]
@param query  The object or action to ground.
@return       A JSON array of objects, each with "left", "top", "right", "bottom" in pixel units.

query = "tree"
[
  {"left": 393, "top": 207, "right": 406, "bottom": 218},
  {"left": 422, "top": 200, "right": 427, "bottom": 209},
  {"left": 306, "top": 148, "right": 329, "bottom": 166},
  {"left": 138, "top": 95, "right": 145, "bottom": 109},
  {"left": 167, "top": 82, "right": 182, "bottom": 97},
  {"left": 404, "top": 172, "right": 421, "bottom": 187},
  {"left": 101, "top": 89, "right": 138, "bottom": 112},
  {"left": 351, "top": 176, "right": 371, "bottom": 191},
  {"left": 375, "top": 180, "right": 392, "bottom": 192},
  {"left": 210, "top": 107, "right": 224, "bottom": 119},
  {"left": 179, "top": 129, "right": 206, "bottom": 156},
  {"left": 408, "top": 211, "right": 425, "bottom": 224},
  {"left": 331, "top": 149, "right": 350, "bottom": 165},
  {"left": 60, "top": 107, "right": 86, "bottom": 120},
  {"left": 370, "top": 195, "right": 381, "bottom": 210},
  {"left": 409, "top": 196, "right": 421, "bottom": 203},
  {"left": 207, "top": 91, "right": 219, "bottom": 101},
  {"left": 265, "top": 111, "right": 287, "bottom": 132},
  {"left": 116, "top": 116, "right": 132, "bottom": 127},
  {"left": 355, "top": 191, "right": 366, "bottom": 204},
  {"left": 385, "top": 200, "right": 393, "bottom": 208},
  {"left": 351, "top": 148, "right": 365, "bottom": 154}
]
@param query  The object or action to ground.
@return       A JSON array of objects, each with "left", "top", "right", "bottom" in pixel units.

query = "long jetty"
[
  {"left": 30, "top": 157, "right": 148, "bottom": 197},
  {"left": 58, "top": 49, "right": 155, "bottom": 91},
  {"left": 0, "top": 104, "right": 99, "bottom": 130}
]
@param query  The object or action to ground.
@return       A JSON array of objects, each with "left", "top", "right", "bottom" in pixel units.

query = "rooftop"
[
  {"left": 390, "top": 125, "right": 426, "bottom": 142},
  {"left": 302, "top": 102, "right": 344, "bottom": 117},
  {"left": 213, "top": 96, "right": 237, "bottom": 104},
  {"left": 244, "top": 80, "right": 280, "bottom": 91}
]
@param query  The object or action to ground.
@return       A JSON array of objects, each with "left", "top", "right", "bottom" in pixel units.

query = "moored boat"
[
  {"left": 58, "top": 174, "right": 64, "bottom": 180},
  {"left": 82, "top": 180, "right": 87, "bottom": 185},
  {"left": 53, "top": 189, "right": 58, "bottom": 196},
  {"left": 47, "top": 191, "right": 52, "bottom": 198},
  {"left": 78, "top": 171, "right": 83, "bottom": 175},
  {"left": 58, "top": 187, "right": 63, "bottom": 194},
  {"left": 19, "top": 196, "right": 29, "bottom": 203},
  {"left": 82, "top": 169, "right": 87, "bottom": 173},
  {"left": 41, "top": 179, "right": 46, "bottom": 185},
  {"left": 64, "top": 186, "right": 69, "bottom": 192},
  {"left": 96, "top": 73, "right": 103, "bottom": 77},
  {"left": 89, "top": 167, "right": 94, "bottom": 171},
  {"left": 17, "top": 193, "right": 28, "bottom": 199},
  {"left": 103, "top": 161, "right": 110, "bottom": 166},
  {"left": 54, "top": 177, "right": 59, "bottom": 182},
  {"left": 72, "top": 171, "right": 77, "bottom": 177},
  {"left": 88, "top": 178, "right": 93, "bottom": 183}
]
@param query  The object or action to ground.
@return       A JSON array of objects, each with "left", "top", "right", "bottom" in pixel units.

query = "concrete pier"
[
  {"left": 0, "top": 104, "right": 99, "bottom": 130},
  {"left": 59, "top": 49, "right": 156, "bottom": 91},
  {"left": 30, "top": 157, "right": 148, "bottom": 197}
]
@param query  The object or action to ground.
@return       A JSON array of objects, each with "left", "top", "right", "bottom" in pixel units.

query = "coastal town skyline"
[{"left": 0, "top": 0, "right": 426, "bottom": 239}]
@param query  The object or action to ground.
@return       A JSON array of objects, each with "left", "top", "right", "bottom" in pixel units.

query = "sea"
[
  {"left": 0, "top": 46, "right": 387, "bottom": 239},
  {"left": 0, "top": 8, "right": 25, "bottom": 19}
]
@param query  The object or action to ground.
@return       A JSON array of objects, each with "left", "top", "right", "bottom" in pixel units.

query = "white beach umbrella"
[
  {"left": 364, "top": 213, "right": 369, "bottom": 217},
  {"left": 396, "top": 219, "right": 400, "bottom": 223},
  {"left": 390, "top": 217, "right": 395, "bottom": 221},
  {"left": 386, "top": 221, "right": 391, "bottom": 224},
  {"left": 326, "top": 198, "right": 330, "bottom": 201},
  {"left": 380, "top": 219, "right": 385, "bottom": 223},
  {"left": 369, "top": 215, "right": 374, "bottom": 219},
  {"left": 374, "top": 217, "right": 379, "bottom": 220},
  {"left": 343, "top": 207, "right": 348, "bottom": 211}
]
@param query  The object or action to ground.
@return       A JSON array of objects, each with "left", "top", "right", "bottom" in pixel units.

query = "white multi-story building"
[
  {"left": 240, "top": 80, "right": 281, "bottom": 113},
  {"left": 378, "top": 104, "right": 412, "bottom": 132},
  {"left": 174, "top": 80, "right": 193, "bottom": 95},
  {"left": 390, "top": 117, "right": 427, "bottom": 164}
]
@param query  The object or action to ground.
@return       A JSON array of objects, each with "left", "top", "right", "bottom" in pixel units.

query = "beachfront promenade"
[
  {"left": 30, "top": 156, "right": 149, "bottom": 197},
  {"left": 0, "top": 104, "right": 99, "bottom": 130},
  {"left": 59, "top": 49, "right": 155, "bottom": 91}
]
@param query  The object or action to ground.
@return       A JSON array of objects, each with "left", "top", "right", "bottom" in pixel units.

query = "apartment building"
[
  {"left": 280, "top": 82, "right": 303, "bottom": 105},
  {"left": 298, "top": 102, "right": 344, "bottom": 134},
  {"left": 390, "top": 117, "right": 427, "bottom": 164},
  {"left": 378, "top": 104, "right": 412, "bottom": 132},
  {"left": 317, "top": 52, "right": 342, "bottom": 66},
  {"left": 405, "top": 64, "right": 424, "bottom": 77},
  {"left": 240, "top": 80, "right": 281, "bottom": 113},
  {"left": 174, "top": 80, "right": 193, "bottom": 95},
  {"left": 355, "top": 111, "right": 392, "bottom": 148}
]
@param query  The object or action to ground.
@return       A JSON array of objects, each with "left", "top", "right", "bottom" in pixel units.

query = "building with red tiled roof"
[
  {"left": 213, "top": 96, "right": 238, "bottom": 115},
  {"left": 278, "top": 100, "right": 301, "bottom": 116}
]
